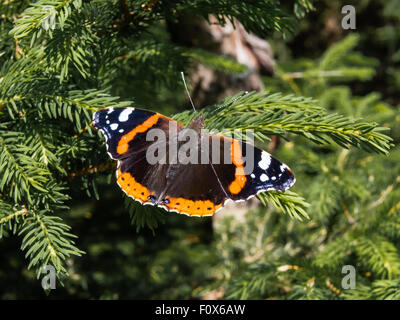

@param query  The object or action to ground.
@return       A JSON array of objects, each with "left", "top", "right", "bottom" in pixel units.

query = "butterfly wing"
[
  {"left": 158, "top": 162, "right": 228, "bottom": 216},
  {"left": 93, "top": 107, "right": 184, "bottom": 204},
  {"left": 209, "top": 135, "right": 295, "bottom": 201},
  {"left": 153, "top": 134, "right": 295, "bottom": 216},
  {"left": 93, "top": 107, "right": 174, "bottom": 160}
]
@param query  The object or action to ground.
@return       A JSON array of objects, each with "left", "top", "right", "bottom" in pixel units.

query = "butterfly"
[{"left": 93, "top": 105, "right": 295, "bottom": 217}]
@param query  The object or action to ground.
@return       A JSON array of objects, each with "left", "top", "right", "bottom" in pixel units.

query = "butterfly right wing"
[{"left": 209, "top": 135, "right": 296, "bottom": 202}]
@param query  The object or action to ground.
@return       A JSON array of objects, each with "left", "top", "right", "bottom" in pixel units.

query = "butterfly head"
[{"left": 188, "top": 115, "right": 205, "bottom": 132}]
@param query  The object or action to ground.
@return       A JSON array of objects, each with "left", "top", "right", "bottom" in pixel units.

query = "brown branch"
[{"left": 67, "top": 162, "right": 116, "bottom": 178}]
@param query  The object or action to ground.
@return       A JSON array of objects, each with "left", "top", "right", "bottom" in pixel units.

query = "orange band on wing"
[
  {"left": 164, "top": 197, "right": 222, "bottom": 216},
  {"left": 117, "top": 170, "right": 223, "bottom": 215},
  {"left": 117, "top": 170, "right": 153, "bottom": 202},
  {"left": 228, "top": 140, "right": 247, "bottom": 194},
  {"left": 117, "top": 114, "right": 162, "bottom": 155}
]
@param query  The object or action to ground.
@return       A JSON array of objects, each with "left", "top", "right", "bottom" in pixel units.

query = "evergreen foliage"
[
  {"left": 205, "top": 23, "right": 400, "bottom": 300},
  {"left": 0, "top": 0, "right": 398, "bottom": 300}
]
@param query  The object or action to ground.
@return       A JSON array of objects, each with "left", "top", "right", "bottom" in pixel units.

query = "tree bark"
[{"left": 167, "top": 15, "right": 275, "bottom": 108}]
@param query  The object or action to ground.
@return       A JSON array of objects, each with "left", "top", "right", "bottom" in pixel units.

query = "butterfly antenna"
[
  {"left": 213, "top": 91, "right": 249, "bottom": 114},
  {"left": 181, "top": 71, "right": 196, "bottom": 112}
]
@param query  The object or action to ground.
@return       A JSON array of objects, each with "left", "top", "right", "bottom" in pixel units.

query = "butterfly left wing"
[
  {"left": 93, "top": 107, "right": 184, "bottom": 204},
  {"left": 93, "top": 107, "right": 183, "bottom": 160}
]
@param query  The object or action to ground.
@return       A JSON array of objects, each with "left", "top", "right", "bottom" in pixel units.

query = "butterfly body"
[{"left": 93, "top": 107, "right": 295, "bottom": 216}]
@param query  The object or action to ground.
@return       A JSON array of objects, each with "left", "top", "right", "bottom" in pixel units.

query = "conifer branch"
[
  {"left": 10, "top": 0, "right": 83, "bottom": 40},
  {"left": 175, "top": 91, "right": 393, "bottom": 155},
  {"left": 18, "top": 209, "right": 84, "bottom": 278}
]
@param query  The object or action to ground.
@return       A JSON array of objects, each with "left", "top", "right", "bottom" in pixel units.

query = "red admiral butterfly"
[{"left": 93, "top": 105, "right": 295, "bottom": 217}]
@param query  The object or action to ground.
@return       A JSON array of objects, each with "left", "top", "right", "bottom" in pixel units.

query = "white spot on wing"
[
  {"left": 107, "top": 108, "right": 114, "bottom": 114},
  {"left": 260, "top": 173, "right": 268, "bottom": 182},
  {"left": 110, "top": 123, "right": 118, "bottom": 130},
  {"left": 250, "top": 173, "right": 255, "bottom": 178},
  {"left": 258, "top": 151, "right": 271, "bottom": 170},
  {"left": 119, "top": 108, "right": 133, "bottom": 122},
  {"left": 119, "top": 129, "right": 124, "bottom": 133}
]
